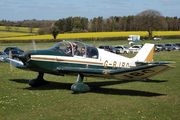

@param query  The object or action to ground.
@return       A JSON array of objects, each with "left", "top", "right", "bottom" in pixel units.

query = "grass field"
[{"left": 0, "top": 40, "right": 180, "bottom": 119}]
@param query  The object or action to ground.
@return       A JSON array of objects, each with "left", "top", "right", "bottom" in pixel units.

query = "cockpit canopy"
[{"left": 50, "top": 40, "right": 98, "bottom": 59}]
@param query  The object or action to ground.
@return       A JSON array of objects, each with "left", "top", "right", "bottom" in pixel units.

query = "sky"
[{"left": 0, "top": 0, "right": 180, "bottom": 21}]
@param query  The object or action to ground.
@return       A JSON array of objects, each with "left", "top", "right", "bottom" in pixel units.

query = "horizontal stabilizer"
[
  {"left": 136, "top": 61, "right": 175, "bottom": 64},
  {"left": 109, "top": 64, "right": 175, "bottom": 80}
]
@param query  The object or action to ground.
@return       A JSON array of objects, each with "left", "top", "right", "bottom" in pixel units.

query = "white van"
[{"left": 127, "top": 35, "right": 140, "bottom": 41}]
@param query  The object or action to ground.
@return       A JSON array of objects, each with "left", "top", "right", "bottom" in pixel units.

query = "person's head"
[
  {"left": 73, "top": 43, "right": 77, "bottom": 51},
  {"left": 66, "top": 45, "right": 71, "bottom": 51},
  {"left": 81, "top": 47, "right": 85, "bottom": 53}
]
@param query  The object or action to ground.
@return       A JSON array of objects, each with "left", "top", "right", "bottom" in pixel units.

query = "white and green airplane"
[{"left": 4, "top": 40, "right": 175, "bottom": 93}]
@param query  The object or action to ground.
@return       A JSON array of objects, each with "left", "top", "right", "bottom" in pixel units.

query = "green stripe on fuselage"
[{"left": 26, "top": 58, "right": 116, "bottom": 75}]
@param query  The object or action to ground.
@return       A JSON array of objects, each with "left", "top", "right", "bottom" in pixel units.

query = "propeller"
[
  {"left": 32, "top": 39, "right": 36, "bottom": 51},
  {"left": 18, "top": 39, "right": 37, "bottom": 63},
  {"left": 25, "top": 39, "right": 36, "bottom": 51},
  {"left": 9, "top": 50, "right": 13, "bottom": 71},
  {"left": 5, "top": 40, "right": 37, "bottom": 72},
  {"left": 8, "top": 40, "right": 37, "bottom": 71}
]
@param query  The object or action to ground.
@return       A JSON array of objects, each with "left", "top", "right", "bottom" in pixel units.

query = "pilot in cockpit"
[
  {"left": 80, "top": 47, "right": 85, "bottom": 56},
  {"left": 73, "top": 43, "right": 80, "bottom": 56},
  {"left": 65, "top": 45, "right": 72, "bottom": 56}
]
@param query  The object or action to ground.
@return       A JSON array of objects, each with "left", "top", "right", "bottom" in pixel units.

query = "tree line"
[{"left": 1, "top": 10, "right": 180, "bottom": 38}]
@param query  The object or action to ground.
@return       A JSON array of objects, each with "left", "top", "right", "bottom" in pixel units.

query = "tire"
[
  {"left": 116, "top": 51, "right": 120, "bottom": 54},
  {"left": 124, "top": 51, "right": 127, "bottom": 54}
]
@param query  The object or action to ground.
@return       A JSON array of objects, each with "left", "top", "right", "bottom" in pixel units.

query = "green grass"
[{"left": 0, "top": 40, "right": 180, "bottom": 119}]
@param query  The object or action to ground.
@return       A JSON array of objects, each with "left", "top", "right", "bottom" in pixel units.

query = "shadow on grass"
[
  {"left": 10, "top": 79, "right": 29, "bottom": 84},
  {"left": 90, "top": 87, "right": 165, "bottom": 97},
  {"left": 9, "top": 79, "right": 167, "bottom": 97},
  {"left": 140, "top": 79, "right": 168, "bottom": 83}
]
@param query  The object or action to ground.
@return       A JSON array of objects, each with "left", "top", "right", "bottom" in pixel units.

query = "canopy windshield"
[{"left": 50, "top": 40, "right": 98, "bottom": 59}]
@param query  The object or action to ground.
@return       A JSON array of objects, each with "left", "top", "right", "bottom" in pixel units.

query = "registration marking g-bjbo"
[{"left": 104, "top": 60, "right": 129, "bottom": 69}]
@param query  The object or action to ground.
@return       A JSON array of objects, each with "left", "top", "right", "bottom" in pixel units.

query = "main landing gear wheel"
[
  {"left": 29, "top": 72, "right": 49, "bottom": 87},
  {"left": 71, "top": 73, "right": 90, "bottom": 93}
]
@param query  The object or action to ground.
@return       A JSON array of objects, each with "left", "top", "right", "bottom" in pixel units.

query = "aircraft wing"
[
  {"left": 57, "top": 64, "right": 175, "bottom": 80},
  {"left": 4, "top": 58, "right": 27, "bottom": 70}
]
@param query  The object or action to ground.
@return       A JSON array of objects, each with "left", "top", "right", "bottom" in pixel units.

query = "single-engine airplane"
[{"left": 4, "top": 40, "right": 175, "bottom": 92}]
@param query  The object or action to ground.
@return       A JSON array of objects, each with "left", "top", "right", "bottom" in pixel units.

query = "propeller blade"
[
  {"left": 32, "top": 39, "right": 36, "bottom": 51},
  {"left": 9, "top": 51, "right": 13, "bottom": 71},
  {"left": 25, "top": 39, "right": 37, "bottom": 51}
]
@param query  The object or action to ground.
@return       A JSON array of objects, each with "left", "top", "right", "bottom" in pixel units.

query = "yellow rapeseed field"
[
  {"left": 0, "top": 31, "right": 149, "bottom": 40},
  {"left": 0, "top": 31, "right": 35, "bottom": 38},
  {"left": 0, "top": 31, "right": 179, "bottom": 40},
  {"left": 0, "top": 26, "right": 39, "bottom": 32},
  {"left": 153, "top": 31, "right": 180, "bottom": 36}
]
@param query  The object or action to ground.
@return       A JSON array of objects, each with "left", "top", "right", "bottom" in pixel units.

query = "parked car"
[
  {"left": 154, "top": 46, "right": 160, "bottom": 52},
  {"left": 129, "top": 45, "right": 142, "bottom": 53},
  {"left": 4, "top": 47, "right": 24, "bottom": 55},
  {"left": 9, "top": 50, "right": 22, "bottom": 60},
  {"left": 155, "top": 44, "right": 171, "bottom": 51},
  {"left": 0, "top": 51, "right": 9, "bottom": 62},
  {"left": 98, "top": 45, "right": 120, "bottom": 54},
  {"left": 164, "top": 43, "right": 180, "bottom": 50},
  {"left": 114, "top": 45, "right": 130, "bottom": 54},
  {"left": 175, "top": 43, "right": 180, "bottom": 47},
  {"left": 153, "top": 37, "right": 162, "bottom": 41}
]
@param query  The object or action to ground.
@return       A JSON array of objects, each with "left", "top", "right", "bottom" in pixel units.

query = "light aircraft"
[{"left": 4, "top": 40, "right": 175, "bottom": 93}]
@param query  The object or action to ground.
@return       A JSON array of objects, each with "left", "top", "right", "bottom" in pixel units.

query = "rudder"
[{"left": 132, "top": 43, "right": 154, "bottom": 62}]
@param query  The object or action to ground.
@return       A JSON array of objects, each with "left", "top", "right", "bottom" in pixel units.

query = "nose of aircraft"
[{"left": 18, "top": 50, "right": 36, "bottom": 63}]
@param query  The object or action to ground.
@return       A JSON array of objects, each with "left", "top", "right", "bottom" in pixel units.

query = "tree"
[
  {"left": 160, "top": 17, "right": 168, "bottom": 31},
  {"left": 28, "top": 23, "right": 35, "bottom": 33},
  {"left": 5, "top": 21, "right": 12, "bottom": 31},
  {"left": 105, "top": 18, "right": 111, "bottom": 32},
  {"left": 92, "top": 17, "right": 98, "bottom": 32},
  {"left": 111, "top": 17, "right": 115, "bottom": 31},
  {"left": 178, "top": 18, "right": 180, "bottom": 30},
  {"left": 54, "top": 19, "right": 66, "bottom": 33},
  {"left": 66, "top": 17, "right": 73, "bottom": 32},
  {"left": 51, "top": 26, "right": 59, "bottom": 39},
  {"left": 134, "top": 9, "right": 163, "bottom": 39},
  {"left": 81, "top": 17, "right": 88, "bottom": 30}
]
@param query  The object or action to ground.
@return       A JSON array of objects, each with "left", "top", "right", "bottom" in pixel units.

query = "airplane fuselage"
[{"left": 25, "top": 48, "right": 135, "bottom": 76}]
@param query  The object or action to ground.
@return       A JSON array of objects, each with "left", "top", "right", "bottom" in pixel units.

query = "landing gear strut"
[
  {"left": 71, "top": 73, "right": 90, "bottom": 93},
  {"left": 29, "top": 72, "right": 49, "bottom": 87}
]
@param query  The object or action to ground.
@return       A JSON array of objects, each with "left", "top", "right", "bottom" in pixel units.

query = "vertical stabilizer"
[{"left": 132, "top": 43, "right": 154, "bottom": 62}]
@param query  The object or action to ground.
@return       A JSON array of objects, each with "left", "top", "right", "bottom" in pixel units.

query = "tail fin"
[{"left": 132, "top": 43, "right": 154, "bottom": 62}]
